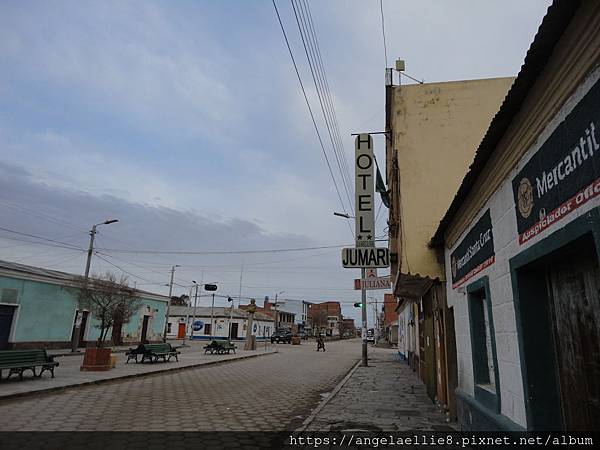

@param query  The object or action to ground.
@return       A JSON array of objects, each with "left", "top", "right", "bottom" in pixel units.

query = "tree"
[
  {"left": 78, "top": 272, "right": 142, "bottom": 347},
  {"left": 311, "top": 309, "right": 328, "bottom": 336},
  {"left": 170, "top": 294, "right": 189, "bottom": 306}
]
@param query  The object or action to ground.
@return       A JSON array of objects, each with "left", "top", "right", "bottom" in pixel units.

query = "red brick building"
[
  {"left": 342, "top": 318, "right": 357, "bottom": 338},
  {"left": 383, "top": 293, "right": 397, "bottom": 327},
  {"left": 308, "top": 301, "right": 342, "bottom": 336}
]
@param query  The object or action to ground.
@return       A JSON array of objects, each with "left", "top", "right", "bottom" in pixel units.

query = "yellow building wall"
[{"left": 391, "top": 77, "right": 513, "bottom": 279}]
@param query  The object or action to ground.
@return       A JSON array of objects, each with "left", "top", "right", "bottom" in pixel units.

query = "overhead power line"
[
  {"left": 271, "top": 0, "right": 353, "bottom": 238},
  {"left": 0, "top": 226, "right": 85, "bottom": 251},
  {"left": 93, "top": 243, "right": 349, "bottom": 256},
  {"left": 291, "top": 0, "right": 354, "bottom": 213},
  {"left": 379, "top": 0, "right": 388, "bottom": 68}
]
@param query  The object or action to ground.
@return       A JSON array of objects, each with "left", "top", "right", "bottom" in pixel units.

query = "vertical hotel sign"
[
  {"left": 355, "top": 133, "right": 375, "bottom": 248},
  {"left": 450, "top": 210, "right": 495, "bottom": 289},
  {"left": 512, "top": 78, "right": 600, "bottom": 244}
]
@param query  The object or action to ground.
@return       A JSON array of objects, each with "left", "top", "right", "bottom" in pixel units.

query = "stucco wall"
[
  {"left": 444, "top": 68, "right": 600, "bottom": 428},
  {"left": 391, "top": 77, "right": 513, "bottom": 278},
  {"left": 167, "top": 314, "right": 274, "bottom": 340},
  {"left": 0, "top": 274, "right": 167, "bottom": 346}
]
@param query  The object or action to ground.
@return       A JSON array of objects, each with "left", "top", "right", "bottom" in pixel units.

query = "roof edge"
[{"left": 431, "top": 0, "right": 582, "bottom": 248}]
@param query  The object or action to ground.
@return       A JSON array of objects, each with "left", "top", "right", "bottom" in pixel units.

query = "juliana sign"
[
  {"left": 512, "top": 78, "right": 600, "bottom": 245},
  {"left": 450, "top": 210, "right": 495, "bottom": 289}
]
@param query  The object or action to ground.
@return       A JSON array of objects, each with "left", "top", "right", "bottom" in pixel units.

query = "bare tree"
[
  {"left": 78, "top": 272, "right": 142, "bottom": 347},
  {"left": 170, "top": 294, "right": 189, "bottom": 306},
  {"left": 311, "top": 309, "right": 328, "bottom": 336}
]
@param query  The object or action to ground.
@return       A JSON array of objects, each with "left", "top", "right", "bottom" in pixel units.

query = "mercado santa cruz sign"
[
  {"left": 512, "top": 77, "right": 600, "bottom": 245},
  {"left": 450, "top": 209, "right": 495, "bottom": 289}
]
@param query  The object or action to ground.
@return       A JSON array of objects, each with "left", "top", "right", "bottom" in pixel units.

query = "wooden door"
[
  {"left": 548, "top": 251, "right": 600, "bottom": 430},
  {"left": 140, "top": 316, "right": 150, "bottom": 343},
  {"left": 435, "top": 311, "right": 448, "bottom": 407},
  {"left": 0, "top": 306, "right": 16, "bottom": 350},
  {"left": 230, "top": 322, "right": 239, "bottom": 339},
  {"left": 177, "top": 323, "right": 186, "bottom": 338}
]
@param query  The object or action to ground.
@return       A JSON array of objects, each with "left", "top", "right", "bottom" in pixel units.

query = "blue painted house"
[{"left": 0, "top": 260, "right": 168, "bottom": 350}]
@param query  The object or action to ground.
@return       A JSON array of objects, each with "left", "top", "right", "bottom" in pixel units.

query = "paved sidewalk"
[
  {"left": 303, "top": 346, "right": 457, "bottom": 432},
  {"left": 0, "top": 340, "right": 276, "bottom": 400}
]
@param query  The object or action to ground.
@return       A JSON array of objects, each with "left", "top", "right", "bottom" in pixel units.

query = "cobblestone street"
[{"left": 0, "top": 339, "right": 360, "bottom": 432}]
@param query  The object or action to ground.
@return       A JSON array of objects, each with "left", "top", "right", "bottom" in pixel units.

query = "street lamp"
[
  {"left": 72, "top": 218, "right": 119, "bottom": 353},
  {"left": 163, "top": 264, "right": 181, "bottom": 342},
  {"left": 190, "top": 280, "right": 200, "bottom": 342},
  {"left": 334, "top": 210, "right": 368, "bottom": 367},
  {"left": 205, "top": 283, "right": 218, "bottom": 340},
  {"left": 84, "top": 219, "right": 119, "bottom": 279},
  {"left": 368, "top": 296, "right": 379, "bottom": 342},
  {"left": 226, "top": 296, "right": 234, "bottom": 340},
  {"left": 333, "top": 212, "right": 354, "bottom": 219}
]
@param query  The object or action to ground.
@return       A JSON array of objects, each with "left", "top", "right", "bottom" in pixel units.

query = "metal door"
[
  {"left": 548, "top": 251, "right": 600, "bottom": 430},
  {"left": 140, "top": 316, "right": 150, "bottom": 343},
  {"left": 230, "top": 322, "right": 238, "bottom": 339}
]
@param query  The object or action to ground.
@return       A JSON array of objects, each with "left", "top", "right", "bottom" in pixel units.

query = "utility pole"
[
  {"left": 209, "top": 292, "right": 215, "bottom": 340},
  {"left": 163, "top": 265, "right": 179, "bottom": 342},
  {"left": 190, "top": 271, "right": 203, "bottom": 341},
  {"left": 190, "top": 283, "right": 199, "bottom": 341},
  {"left": 72, "top": 219, "right": 118, "bottom": 352},
  {"left": 274, "top": 293, "right": 279, "bottom": 330},
  {"left": 226, "top": 297, "right": 234, "bottom": 340},
  {"left": 361, "top": 267, "right": 368, "bottom": 366},
  {"left": 237, "top": 262, "right": 244, "bottom": 308},
  {"left": 182, "top": 284, "right": 193, "bottom": 347}
]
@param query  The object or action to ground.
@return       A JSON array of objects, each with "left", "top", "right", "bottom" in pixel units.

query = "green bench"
[
  {"left": 126, "top": 343, "right": 180, "bottom": 364},
  {"left": 0, "top": 349, "right": 59, "bottom": 381},
  {"left": 204, "top": 340, "right": 236, "bottom": 355}
]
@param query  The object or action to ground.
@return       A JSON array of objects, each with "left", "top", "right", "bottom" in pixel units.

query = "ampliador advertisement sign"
[
  {"left": 450, "top": 210, "right": 495, "bottom": 289},
  {"left": 512, "top": 78, "right": 600, "bottom": 245}
]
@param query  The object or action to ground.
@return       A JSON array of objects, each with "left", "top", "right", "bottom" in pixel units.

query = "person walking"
[{"left": 316, "top": 335, "right": 325, "bottom": 352}]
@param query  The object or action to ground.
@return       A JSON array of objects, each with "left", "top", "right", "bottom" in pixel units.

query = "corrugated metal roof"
[{"left": 431, "top": 0, "right": 582, "bottom": 247}]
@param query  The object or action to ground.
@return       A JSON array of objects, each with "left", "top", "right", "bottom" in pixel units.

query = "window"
[
  {"left": 467, "top": 276, "right": 500, "bottom": 411},
  {"left": 167, "top": 323, "right": 172, "bottom": 333},
  {"left": 204, "top": 324, "right": 211, "bottom": 335}
]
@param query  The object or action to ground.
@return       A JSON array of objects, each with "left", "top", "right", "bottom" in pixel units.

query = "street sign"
[
  {"left": 365, "top": 268, "right": 377, "bottom": 278},
  {"left": 342, "top": 247, "right": 390, "bottom": 268},
  {"left": 355, "top": 134, "right": 375, "bottom": 248},
  {"left": 353, "top": 276, "right": 391, "bottom": 290}
]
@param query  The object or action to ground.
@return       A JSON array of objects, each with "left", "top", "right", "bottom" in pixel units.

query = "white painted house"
[{"left": 166, "top": 306, "right": 274, "bottom": 341}]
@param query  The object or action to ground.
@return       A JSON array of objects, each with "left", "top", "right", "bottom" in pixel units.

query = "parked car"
[
  {"left": 298, "top": 331, "right": 308, "bottom": 340},
  {"left": 271, "top": 329, "right": 292, "bottom": 344},
  {"left": 366, "top": 329, "right": 375, "bottom": 343}
]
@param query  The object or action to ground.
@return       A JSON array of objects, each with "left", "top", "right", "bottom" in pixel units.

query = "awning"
[{"left": 393, "top": 271, "right": 436, "bottom": 299}]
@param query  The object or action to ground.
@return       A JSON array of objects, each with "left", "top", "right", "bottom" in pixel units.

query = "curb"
[
  {"left": 0, "top": 350, "right": 278, "bottom": 403},
  {"left": 295, "top": 359, "right": 361, "bottom": 432}
]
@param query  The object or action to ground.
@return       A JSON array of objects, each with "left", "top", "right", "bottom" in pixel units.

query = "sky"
[{"left": 0, "top": 0, "right": 552, "bottom": 325}]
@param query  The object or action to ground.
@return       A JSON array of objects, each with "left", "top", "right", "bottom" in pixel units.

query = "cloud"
[{"left": 0, "top": 161, "right": 361, "bottom": 321}]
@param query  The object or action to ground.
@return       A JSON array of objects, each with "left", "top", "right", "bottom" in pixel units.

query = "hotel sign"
[
  {"left": 355, "top": 133, "right": 375, "bottom": 247},
  {"left": 450, "top": 210, "right": 495, "bottom": 289},
  {"left": 512, "top": 78, "right": 600, "bottom": 245},
  {"left": 341, "top": 134, "right": 389, "bottom": 269}
]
